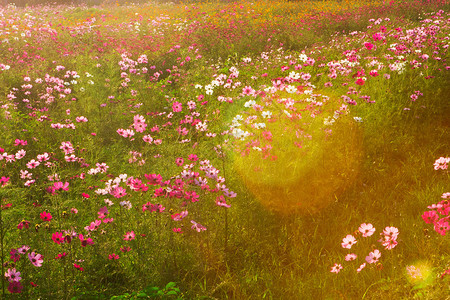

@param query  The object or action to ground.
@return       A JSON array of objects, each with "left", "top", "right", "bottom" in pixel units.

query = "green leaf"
[
  {"left": 165, "top": 282, "right": 177, "bottom": 289},
  {"left": 166, "top": 291, "right": 178, "bottom": 295}
]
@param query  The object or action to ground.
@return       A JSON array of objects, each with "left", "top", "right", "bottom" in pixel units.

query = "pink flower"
[
  {"left": 82, "top": 193, "right": 90, "bottom": 199},
  {"left": 345, "top": 253, "right": 357, "bottom": 261},
  {"left": 123, "top": 231, "right": 136, "bottom": 241},
  {"left": 357, "top": 263, "right": 366, "bottom": 273},
  {"left": 28, "top": 252, "right": 43, "bottom": 267},
  {"left": 40, "top": 211, "right": 52, "bottom": 222},
  {"left": 422, "top": 210, "right": 438, "bottom": 224},
  {"left": 215, "top": 195, "right": 231, "bottom": 208},
  {"left": 191, "top": 220, "right": 207, "bottom": 232},
  {"left": 5, "top": 268, "right": 21, "bottom": 282},
  {"left": 171, "top": 211, "right": 188, "bottom": 221},
  {"left": 358, "top": 223, "right": 375, "bottom": 237},
  {"left": 172, "top": 101, "right": 182, "bottom": 112},
  {"left": 365, "top": 249, "right": 381, "bottom": 264},
  {"left": 330, "top": 263, "right": 343, "bottom": 273},
  {"left": 108, "top": 253, "right": 119, "bottom": 260},
  {"left": 26, "top": 159, "right": 40, "bottom": 169},
  {"left": 382, "top": 226, "right": 399, "bottom": 240},
  {"left": 79, "top": 234, "right": 94, "bottom": 247},
  {"left": 52, "top": 232, "right": 64, "bottom": 244},
  {"left": 111, "top": 186, "right": 127, "bottom": 198},
  {"left": 73, "top": 263, "right": 84, "bottom": 271},
  {"left": 341, "top": 234, "right": 357, "bottom": 249},
  {"left": 434, "top": 219, "right": 450, "bottom": 236},
  {"left": 380, "top": 236, "right": 398, "bottom": 250},
  {"left": 175, "top": 157, "right": 184, "bottom": 166}
]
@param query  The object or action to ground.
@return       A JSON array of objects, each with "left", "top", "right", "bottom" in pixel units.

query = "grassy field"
[{"left": 0, "top": 0, "right": 449, "bottom": 299}]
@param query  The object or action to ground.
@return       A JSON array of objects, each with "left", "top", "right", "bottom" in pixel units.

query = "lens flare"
[{"left": 232, "top": 91, "right": 362, "bottom": 214}]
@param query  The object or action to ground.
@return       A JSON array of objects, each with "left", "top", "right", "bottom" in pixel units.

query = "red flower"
[{"left": 82, "top": 193, "right": 90, "bottom": 199}]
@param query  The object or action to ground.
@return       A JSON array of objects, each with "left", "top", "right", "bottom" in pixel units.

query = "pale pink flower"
[
  {"left": 365, "top": 249, "right": 381, "bottom": 264},
  {"left": 330, "top": 263, "right": 343, "bottom": 273},
  {"left": 345, "top": 253, "right": 357, "bottom": 261},
  {"left": 358, "top": 223, "right": 376, "bottom": 237},
  {"left": 357, "top": 263, "right": 366, "bottom": 273},
  {"left": 341, "top": 234, "right": 357, "bottom": 249}
]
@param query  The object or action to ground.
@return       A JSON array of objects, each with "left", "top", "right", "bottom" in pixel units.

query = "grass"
[{"left": 0, "top": 0, "right": 449, "bottom": 299}]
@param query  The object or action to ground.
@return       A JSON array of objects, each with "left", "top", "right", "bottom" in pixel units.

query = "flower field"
[{"left": 1, "top": 0, "right": 449, "bottom": 298}]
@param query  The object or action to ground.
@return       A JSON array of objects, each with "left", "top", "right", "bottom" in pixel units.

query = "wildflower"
[
  {"left": 17, "top": 245, "right": 30, "bottom": 254},
  {"left": 172, "top": 101, "right": 182, "bottom": 112},
  {"left": 330, "top": 263, "right": 343, "bottom": 273},
  {"left": 382, "top": 226, "right": 399, "bottom": 240},
  {"left": 215, "top": 196, "right": 231, "bottom": 208},
  {"left": 341, "top": 234, "right": 357, "bottom": 249},
  {"left": 40, "top": 211, "right": 52, "bottom": 222},
  {"left": 191, "top": 220, "right": 207, "bottom": 232},
  {"left": 52, "top": 232, "right": 64, "bottom": 244},
  {"left": 123, "top": 231, "right": 136, "bottom": 241},
  {"left": 365, "top": 249, "right": 381, "bottom": 264},
  {"left": 422, "top": 210, "right": 438, "bottom": 224},
  {"left": 358, "top": 223, "right": 375, "bottom": 237},
  {"left": 5, "top": 268, "right": 21, "bottom": 282},
  {"left": 108, "top": 253, "right": 119, "bottom": 260},
  {"left": 434, "top": 219, "right": 450, "bottom": 236},
  {"left": 111, "top": 187, "right": 127, "bottom": 198},
  {"left": 120, "top": 246, "right": 131, "bottom": 253},
  {"left": 357, "top": 263, "right": 366, "bottom": 273},
  {"left": 355, "top": 78, "right": 365, "bottom": 85},
  {"left": 55, "top": 252, "right": 67, "bottom": 259},
  {"left": 8, "top": 281, "right": 23, "bottom": 294},
  {"left": 82, "top": 193, "right": 90, "bottom": 199},
  {"left": 28, "top": 252, "right": 43, "bottom": 267},
  {"left": 175, "top": 157, "right": 184, "bottom": 166},
  {"left": 345, "top": 253, "right": 357, "bottom": 261},
  {"left": 73, "top": 263, "right": 84, "bottom": 271},
  {"left": 79, "top": 234, "right": 94, "bottom": 247}
]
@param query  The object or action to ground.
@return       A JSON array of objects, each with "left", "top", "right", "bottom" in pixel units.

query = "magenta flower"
[
  {"left": 28, "top": 252, "right": 43, "bottom": 267},
  {"left": 108, "top": 253, "right": 119, "bottom": 260},
  {"left": 40, "top": 211, "right": 52, "bottom": 222},
  {"left": 52, "top": 232, "right": 64, "bottom": 244},
  {"left": 364, "top": 42, "right": 374, "bottom": 50},
  {"left": 10, "top": 249, "right": 20, "bottom": 262},
  {"left": 8, "top": 281, "right": 23, "bottom": 294}
]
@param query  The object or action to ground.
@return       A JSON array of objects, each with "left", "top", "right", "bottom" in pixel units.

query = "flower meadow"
[{"left": 0, "top": 0, "right": 449, "bottom": 298}]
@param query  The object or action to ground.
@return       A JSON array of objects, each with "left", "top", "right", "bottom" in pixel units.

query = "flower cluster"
[{"left": 332, "top": 223, "right": 399, "bottom": 273}]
